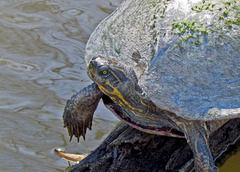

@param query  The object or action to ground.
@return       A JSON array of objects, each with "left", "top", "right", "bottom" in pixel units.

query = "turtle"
[{"left": 63, "top": 0, "right": 240, "bottom": 171}]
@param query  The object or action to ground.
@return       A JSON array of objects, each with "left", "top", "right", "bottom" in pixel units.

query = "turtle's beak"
[{"left": 87, "top": 61, "right": 95, "bottom": 80}]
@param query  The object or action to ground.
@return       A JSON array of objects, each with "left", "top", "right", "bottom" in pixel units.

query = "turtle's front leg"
[
  {"left": 63, "top": 83, "right": 104, "bottom": 141},
  {"left": 185, "top": 122, "right": 218, "bottom": 172}
]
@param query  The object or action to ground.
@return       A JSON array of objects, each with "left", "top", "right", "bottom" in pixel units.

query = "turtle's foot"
[
  {"left": 63, "top": 83, "right": 104, "bottom": 141},
  {"left": 63, "top": 98, "right": 94, "bottom": 141},
  {"left": 185, "top": 122, "right": 218, "bottom": 172},
  {"left": 54, "top": 149, "right": 87, "bottom": 162}
]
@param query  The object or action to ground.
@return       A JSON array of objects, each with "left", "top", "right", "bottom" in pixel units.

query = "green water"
[
  {"left": 0, "top": 0, "right": 238, "bottom": 171},
  {"left": 220, "top": 151, "right": 240, "bottom": 172}
]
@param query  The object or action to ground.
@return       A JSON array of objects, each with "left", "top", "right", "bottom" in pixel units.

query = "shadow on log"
[{"left": 69, "top": 119, "right": 240, "bottom": 172}]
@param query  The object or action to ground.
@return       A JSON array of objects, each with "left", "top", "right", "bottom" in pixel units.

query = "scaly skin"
[{"left": 63, "top": 83, "right": 103, "bottom": 141}]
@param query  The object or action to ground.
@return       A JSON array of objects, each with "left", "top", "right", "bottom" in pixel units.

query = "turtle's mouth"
[{"left": 102, "top": 95, "right": 184, "bottom": 138}]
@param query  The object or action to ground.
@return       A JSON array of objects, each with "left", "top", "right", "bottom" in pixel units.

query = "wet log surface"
[{"left": 69, "top": 119, "right": 240, "bottom": 172}]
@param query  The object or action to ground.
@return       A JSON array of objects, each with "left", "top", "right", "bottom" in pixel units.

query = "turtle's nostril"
[{"left": 89, "top": 61, "right": 94, "bottom": 69}]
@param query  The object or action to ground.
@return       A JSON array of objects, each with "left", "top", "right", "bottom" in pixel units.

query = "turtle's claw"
[
  {"left": 69, "top": 135, "right": 73, "bottom": 142},
  {"left": 62, "top": 83, "right": 103, "bottom": 142},
  {"left": 63, "top": 110, "right": 94, "bottom": 141}
]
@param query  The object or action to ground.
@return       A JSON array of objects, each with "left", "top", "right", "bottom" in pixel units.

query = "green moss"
[
  {"left": 171, "top": 20, "right": 209, "bottom": 45},
  {"left": 223, "top": 1, "right": 232, "bottom": 6},
  {"left": 115, "top": 48, "right": 120, "bottom": 54},
  {"left": 219, "top": 16, "right": 224, "bottom": 20},
  {"left": 172, "top": 21, "right": 207, "bottom": 35},
  {"left": 194, "top": 40, "right": 202, "bottom": 46},
  {"left": 225, "top": 19, "right": 240, "bottom": 26},
  {"left": 190, "top": 0, "right": 239, "bottom": 31},
  {"left": 150, "top": 22, "right": 156, "bottom": 29},
  {"left": 169, "top": 0, "right": 239, "bottom": 47},
  {"left": 192, "top": 5, "right": 203, "bottom": 12},
  {"left": 191, "top": 2, "right": 215, "bottom": 12},
  {"left": 153, "top": 14, "right": 157, "bottom": 19},
  {"left": 223, "top": 10, "right": 228, "bottom": 17},
  {"left": 217, "top": 0, "right": 240, "bottom": 27}
]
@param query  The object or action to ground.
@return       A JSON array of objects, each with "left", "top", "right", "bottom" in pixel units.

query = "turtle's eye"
[{"left": 98, "top": 69, "right": 109, "bottom": 76}]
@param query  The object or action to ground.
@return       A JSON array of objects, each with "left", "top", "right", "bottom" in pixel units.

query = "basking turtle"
[{"left": 63, "top": 0, "right": 240, "bottom": 171}]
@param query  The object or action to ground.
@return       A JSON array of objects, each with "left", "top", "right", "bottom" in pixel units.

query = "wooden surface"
[{"left": 69, "top": 119, "right": 240, "bottom": 172}]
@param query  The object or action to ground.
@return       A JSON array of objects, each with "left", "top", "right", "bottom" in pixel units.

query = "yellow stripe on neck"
[{"left": 98, "top": 82, "right": 143, "bottom": 113}]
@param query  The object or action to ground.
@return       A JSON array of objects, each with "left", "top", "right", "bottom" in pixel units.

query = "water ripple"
[{"left": 0, "top": 0, "right": 122, "bottom": 171}]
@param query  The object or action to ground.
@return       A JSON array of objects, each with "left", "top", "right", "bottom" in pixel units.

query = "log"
[{"left": 69, "top": 119, "right": 240, "bottom": 172}]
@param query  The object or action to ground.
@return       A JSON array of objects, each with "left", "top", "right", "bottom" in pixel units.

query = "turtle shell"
[{"left": 85, "top": 0, "right": 240, "bottom": 120}]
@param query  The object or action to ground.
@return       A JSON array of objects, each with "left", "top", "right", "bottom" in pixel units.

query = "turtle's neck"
[{"left": 102, "top": 94, "right": 185, "bottom": 138}]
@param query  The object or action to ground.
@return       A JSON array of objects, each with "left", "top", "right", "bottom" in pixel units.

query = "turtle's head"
[
  {"left": 87, "top": 56, "right": 143, "bottom": 111},
  {"left": 87, "top": 56, "right": 137, "bottom": 90}
]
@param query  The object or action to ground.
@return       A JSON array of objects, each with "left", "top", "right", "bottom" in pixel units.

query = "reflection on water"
[{"left": 0, "top": 0, "right": 238, "bottom": 171}]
